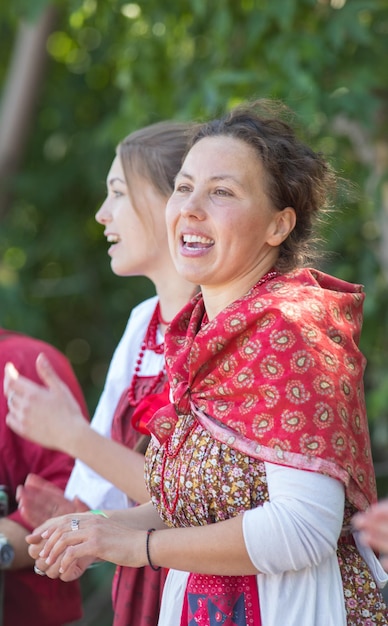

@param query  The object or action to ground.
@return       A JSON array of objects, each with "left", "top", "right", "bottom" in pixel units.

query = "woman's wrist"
[
  {"left": 146, "top": 528, "right": 161, "bottom": 571},
  {"left": 65, "top": 417, "right": 91, "bottom": 458}
]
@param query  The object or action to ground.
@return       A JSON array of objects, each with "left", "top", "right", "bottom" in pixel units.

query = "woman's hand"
[
  {"left": 26, "top": 512, "right": 148, "bottom": 579},
  {"left": 353, "top": 500, "right": 388, "bottom": 569},
  {"left": 28, "top": 534, "right": 94, "bottom": 581},
  {"left": 4, "top": 354, "right": 87, "bottom": 454},
  {"left": 16, "top": 473, "right": 88, "bottom": 528}
]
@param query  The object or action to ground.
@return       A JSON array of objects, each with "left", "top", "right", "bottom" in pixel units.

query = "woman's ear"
[{"left": 267, "top": 207, "right": 296, "bottom": 246}]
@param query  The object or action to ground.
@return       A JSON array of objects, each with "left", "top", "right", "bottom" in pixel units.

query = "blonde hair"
[{"left": 118, "top": 121, "right": 193, "bottom": 205}]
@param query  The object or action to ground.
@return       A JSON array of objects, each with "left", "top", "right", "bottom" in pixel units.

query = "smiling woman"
[
  {"left": 166, "top": 134, "right": 296, "bottom": 317},
  {"left": 10, "top": 100, "right": 388, "bottom": 626}
]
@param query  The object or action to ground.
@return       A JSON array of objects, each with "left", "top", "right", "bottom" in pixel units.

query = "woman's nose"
[
  {"left": 179, "top": 191, "right": 205, "bottom": 219},
  {"left": 95, "top": 199, "right": 111, "bottom": 224}
]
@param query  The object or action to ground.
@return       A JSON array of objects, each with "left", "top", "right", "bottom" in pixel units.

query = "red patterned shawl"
[{"left": 149, "top": 268, "right": 376, "bottom": 511}]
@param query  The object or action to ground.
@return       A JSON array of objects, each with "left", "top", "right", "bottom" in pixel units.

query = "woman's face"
[
  {"left": 166, "top": 135, "right": 294, "bottom": 302},
  {"left": 96, "top": 155, "right": 169, "bottom": 277}
]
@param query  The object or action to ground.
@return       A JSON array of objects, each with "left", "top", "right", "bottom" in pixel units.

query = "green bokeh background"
[{"left": 1, "top": 1, "right": 388, "bottom": 622}]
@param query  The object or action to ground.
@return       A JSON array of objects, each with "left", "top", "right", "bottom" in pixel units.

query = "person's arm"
[
  {"left": 29, "top": 505, "right": 251, "bottom": 578},
  {"left": 4, "top": 355, "right": 149, "bottom": 504},
  {"left": 0, "top": 517, "right": 33, "bottom": 569},
  {"left": 137, "top": 464, "right": 344, "bottom": 576},
  {"left": 28, "top": 466, "right": 344, "bottom": 579},
  {"left": 63, "top": 425, "right": 148, "bottom": 504},
  {"left": 243, "top": 462, "right": 344, "bottom": 574}
]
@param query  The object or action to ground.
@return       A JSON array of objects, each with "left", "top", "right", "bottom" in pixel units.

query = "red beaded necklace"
[{"left": 127, "top": 302, "right": 167, "bottom": 407}]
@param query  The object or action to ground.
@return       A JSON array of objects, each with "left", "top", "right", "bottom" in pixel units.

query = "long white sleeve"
[
  {"left": 243, "top": 462, "right": 345, "bottom": 574},
  {"left": 242, "top": 462, "right": 347, "bottom": 625}
]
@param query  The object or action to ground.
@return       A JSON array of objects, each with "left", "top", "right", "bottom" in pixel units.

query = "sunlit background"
[{"left": 1, "top": 1, "right": 388, "bottom": 622}]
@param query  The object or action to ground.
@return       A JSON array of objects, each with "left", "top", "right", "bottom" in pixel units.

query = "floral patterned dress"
[{"left": 146, "top": 412, "right": 388, "bottom": 625}]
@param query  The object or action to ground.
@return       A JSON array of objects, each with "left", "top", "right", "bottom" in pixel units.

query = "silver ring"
[
  {"left": 71, "top": 518, "right": 80, "bottom": 531},
  {"left": 34, "top": 565, "right": 46, "bottom": 576},
  {"left": 7, "top": 391, "right": 15, "bottom": 406}
]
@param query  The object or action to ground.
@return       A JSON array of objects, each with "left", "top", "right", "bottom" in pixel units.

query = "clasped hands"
[
  {"left": 27, "top": 522, "right": 93, "bottom": 581},
  {"left": 26, "top": 511, "right": 147, "bottom": 580}
]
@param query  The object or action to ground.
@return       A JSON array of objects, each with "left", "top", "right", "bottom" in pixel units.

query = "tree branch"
[{"left": 0, "top": 5, "right": 57, "bottom": 217}]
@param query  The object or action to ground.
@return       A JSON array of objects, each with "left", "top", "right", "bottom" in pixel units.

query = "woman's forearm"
[
  {"left": 148, "top": 514, "right": 257, "bottom": 575},
  {"left": 107, "top": 501, "right": 166, "bottom": 530},
  {"left": 65, "top": 422, "right": 149, "bottom": 504},
  {"left": 30, "top": 466, "right": 346, "bottom": 579},
  {"left": 38, "top": 508, "right": 255, "bottom": 576}
]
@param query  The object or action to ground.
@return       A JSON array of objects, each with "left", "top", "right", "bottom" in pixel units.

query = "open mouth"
[
  {"left": 182, "top": 234, "right": 214, "bottom": 249},
  {"left": 107, "top": 234, "right": 120, "bottom": 244}
]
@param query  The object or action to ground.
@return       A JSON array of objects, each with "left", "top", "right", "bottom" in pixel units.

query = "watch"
[{"left": 0, "top": 533, "right": 15, "bottom": 568}]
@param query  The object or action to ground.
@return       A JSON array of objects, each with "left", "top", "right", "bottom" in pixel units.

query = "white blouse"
[{"left": 65, "top": 296, "right": 162, "bottom": 510}]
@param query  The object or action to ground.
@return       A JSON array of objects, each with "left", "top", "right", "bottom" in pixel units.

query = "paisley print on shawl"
[{"left": 149, "top": 268, "right": 376, "bottom": 510}]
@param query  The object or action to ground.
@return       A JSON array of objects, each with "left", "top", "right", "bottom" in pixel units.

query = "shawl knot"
[{"left": 149, "top": 382, "right": 191, "bottom": 444}]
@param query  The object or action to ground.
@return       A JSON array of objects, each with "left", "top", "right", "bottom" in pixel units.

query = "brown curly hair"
[{"left": 187, "top": 100, "right": 337, "bottom": 272}]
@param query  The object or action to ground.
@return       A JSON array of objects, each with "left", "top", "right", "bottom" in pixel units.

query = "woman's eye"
[
  {"left": 176, "top": 184, "right": 191, "bottom": 193},
  {"left": 214, "top": 188, "right": 232, "bottom": 196},
  {"left": 112, "top": 190, "right": 123, "bottom": 198}
]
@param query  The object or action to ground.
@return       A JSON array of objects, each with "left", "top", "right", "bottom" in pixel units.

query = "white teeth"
[
  {"left": 183, "top": 234, "right": 214, "bottom": 244},
  {"left": 107, "top": 234, "right": 120, "bottom": 243}
]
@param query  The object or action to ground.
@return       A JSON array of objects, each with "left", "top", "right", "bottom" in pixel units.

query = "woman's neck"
[
  {"left": 202, "top": 266, "right": 279, "bottom": 321},
  {"left": 154, "top": 276, "right": 198, "bottom": 332}
]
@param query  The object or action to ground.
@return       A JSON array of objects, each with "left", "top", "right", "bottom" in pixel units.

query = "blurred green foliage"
[
  {"left": 1, "top": 1, "right": 388, "bottom": 620},
  {"left": 1, "top": 0, "right": 388, "bottom": 454},
  {"left": 3, "top": 0, "right": 387, "bottom": 418}
]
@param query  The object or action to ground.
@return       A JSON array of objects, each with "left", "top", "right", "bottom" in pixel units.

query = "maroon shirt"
[{"left": 0, "top": 329, "right": 89, "bottom": 626}]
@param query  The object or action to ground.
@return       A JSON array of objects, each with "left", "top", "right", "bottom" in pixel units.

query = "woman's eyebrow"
[
  {"left": 108, "top": 176, "right": 126, "bottom": 186},
  {"left": 177, "top": 171, "right": 242, "bottom": 187}
]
